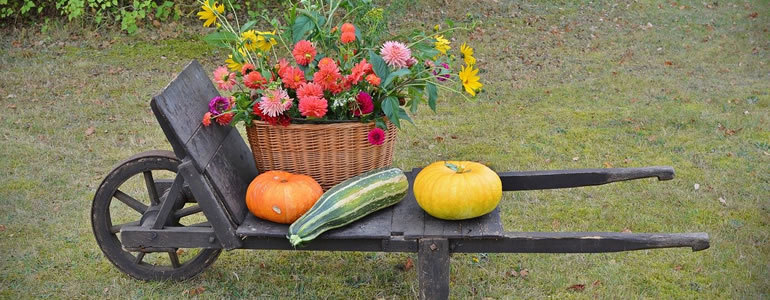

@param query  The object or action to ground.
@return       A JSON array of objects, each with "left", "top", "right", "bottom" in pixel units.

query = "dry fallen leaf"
[
  {"left": 622, "top": 228, "right": 632, "bottom": 233},
  {"left": 664, "top": 61, "right": 673, "bottom": 66},
  {"left": 0, "top": 224, "right": 6, "bottom": 232},
  {"left": 519, "top": 269, "right": 529, "bottom": 278},
  {"left": 507, "top": 270, "right": 518, "bottom": 277},
  {"left": 403, "top": 257, "right": 414, "bottom": 271},
  {"left": 674, "top": 265, "right": 683, "bottom": 271},
  {"left": 748, "top": 12, "right": 759, "bottom": 19},
  {"left": 434, "top": 136, "right": 444, "bottom": 142},
  {"left": 592, "top": 280, "right": 602, "bottom": 287},
  {"left": 719, "top": 197, "right": 727, "bottom": 206},
  {"left": 567, "top": 284, "right": 586, "bottom": 292},
  {"left": 572, "top": 157, "right": 580, "bottom": 161},
  {"left": 603, "top": 161, "right": 613, "bottom": 168},
  {"left": 176, "top": 249, "right": 185, "bottom": 255},
  {"left": 183, "top": 286, "right": 205, "bottom": 296},
  {"left": 85, "top": 127, "right": 96, "bottom": 137}
]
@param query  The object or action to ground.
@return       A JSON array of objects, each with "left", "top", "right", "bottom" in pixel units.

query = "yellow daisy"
[
  {"left": 434, "top": 35, "right": 451, "bottom": 55},
  {"left": 460, "top": 42, "right": 476, "bottom": 66},
  {"left": 255, "top": 30, "right": 278, "bottom": 52},
  {"left": 241, "top": 30, "right": 259, "bottom": 52},
  {"left": 225, "top": 55, "right": 242, "bottom": 72},
  {"left": 197, "top": 1, "right": 224, "bottom": 28},
  {"left": 458, "top": 65, "right": 482, "bottom": 96}
]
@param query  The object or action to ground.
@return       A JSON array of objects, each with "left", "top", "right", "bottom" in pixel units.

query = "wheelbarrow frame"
[{"left": 93, "top": 61, "right": 709, "bottom": 299}]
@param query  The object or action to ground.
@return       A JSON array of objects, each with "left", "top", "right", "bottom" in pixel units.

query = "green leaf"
[
  {"left": 382, "top": 96, "right": 400, "bottom": 129},
  {"left": 383, "top": 68, "right": 410, "bottom": 89},
  {"left": 375, "top": 118, "right": 386, "bottom": 130},
  {"left": 397, "top": 107, "right": 414, "bottom": 125},
  {"left": 240, "top": 20, "right": 257, "bottom": 32},
  {"left": 368, "top": 50, "right": 389, "bottom": 84},
  {"left": 292, "top": 15, "right": 313, "bottom": 43},
  {"left": 203, "top": 31, "right": 237, "bottom": 47},
  {"left": 408, "top": 87, "right": 422, "bottom": 113},
  {"left": 426, "top": 82, "right": 437, "bottom": 112},
  {"left": 261, "top": 69, "right": 272, "bottom": 82}
]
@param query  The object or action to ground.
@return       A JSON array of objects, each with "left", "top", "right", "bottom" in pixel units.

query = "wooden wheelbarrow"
[{"left": 91, "top": 61, "right": 709, "bottom": 299}]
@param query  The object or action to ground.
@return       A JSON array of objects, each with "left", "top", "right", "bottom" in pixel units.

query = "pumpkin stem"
[{"left": 444, "top": 162, "right": 470, "bottom": 174}]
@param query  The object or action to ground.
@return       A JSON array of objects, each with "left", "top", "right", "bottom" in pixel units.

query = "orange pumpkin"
[{"left": 245, "top": 170, "right": 323, "bottom": 224}]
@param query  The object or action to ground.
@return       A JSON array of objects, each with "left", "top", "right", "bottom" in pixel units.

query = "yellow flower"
[
  {"left": 241, "top": 30, "right": 259, "bottom": 52},
  {"left": 460, "top": 42, "right": 476, "bottom": 66},
  {"left": 458, "top": 65, "right": 482, "bottom": 96},
  {"left": 434, "top": 35, "right": 451, "bottom": 55},
  {"left": 254, "top": 30, "right": 278, "bottom": 52},
  {"left": 225, "top": 55, "right": 242, "bottom": 72},
  {"left": 197, "top": 1, "right": 224, "bottom": 28}
]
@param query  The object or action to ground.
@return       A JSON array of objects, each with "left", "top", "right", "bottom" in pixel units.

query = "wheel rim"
[{"left": 91, "top": 152, "right": 220, "bottom": 280}]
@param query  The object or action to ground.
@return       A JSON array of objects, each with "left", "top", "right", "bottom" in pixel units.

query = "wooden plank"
[
  {"left": 418, "top": 238, "right": 450, "bottom": 300},
  {"left": 185, "top": 123, "right": 232, "bottom": 173},
  {"left": 449, "top": 232, "right": 710, "bottom": 253},
  {"left": 152, "top": 61, "right": 218, "bottom": 146},
  {"left": 121, "top": 226, "right": 220, "bottom": 250},
  {"left": 203, "top": 129, "right": 257, "bottom": 224},
  {"left": 236, "top": 214, "right": 288, "bottom": 238},
  {"left": 237, "top": 209, "right": 395, "bottom": 240},
  {"left": 391, "top": 169, "right": 424, "bottom": 238},
  {"left": 178, "top": 160, "right": 242, "bottom": 249},
  {"left": 498, "top": 166, "right": 675, "bottom": 191},
  {"left": 151, "top": 61, "right": 220, "bottom": 159}
]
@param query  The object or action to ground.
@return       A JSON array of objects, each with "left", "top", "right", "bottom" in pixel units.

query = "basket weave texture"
[{"left": 245, "top": 120, "right": 398, "bottom": 190}]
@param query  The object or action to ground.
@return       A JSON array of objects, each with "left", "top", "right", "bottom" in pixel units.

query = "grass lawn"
[{"left": 1, "top": 0, "right": 768, "bottom": 298}]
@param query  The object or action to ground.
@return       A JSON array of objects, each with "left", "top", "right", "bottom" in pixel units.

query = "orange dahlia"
[{"left": 292, "top": 40, "right": 316, "bottom": 66}]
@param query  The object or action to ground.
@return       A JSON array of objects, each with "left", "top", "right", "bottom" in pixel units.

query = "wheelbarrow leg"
[{"left": 418, "top": 238, "right": 450, "bottom": 300}]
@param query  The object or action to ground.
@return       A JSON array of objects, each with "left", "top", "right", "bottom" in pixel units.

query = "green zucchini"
[{"left": 287, "top": 167, "right": 408, "bottom": 246}]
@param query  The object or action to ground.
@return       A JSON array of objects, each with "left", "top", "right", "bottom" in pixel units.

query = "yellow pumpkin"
[{"left": 413, "top": 161, "right": 502, "bottom": 220}]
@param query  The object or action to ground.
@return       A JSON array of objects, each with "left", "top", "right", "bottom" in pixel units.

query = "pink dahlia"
[
  {"left": 213, "top": 66, "right": 237, "bottom": 91},
  {"left": 259, "top": 88, "right": 293, "bottom": 117},
  {"left": 292, "top": 40, "right": 317, "bottom": 66},
  {"left": 380, "top": 41, "right": 411, "bottom": 68},
  {"left": 367, "top": 127, "right": 386, "bottom": 145},
  {"left": 298, "top": 96, "right": 328, "bottom": 118},
  {"left": 354, "top": 91, "right": 374, "bottom": 116}
]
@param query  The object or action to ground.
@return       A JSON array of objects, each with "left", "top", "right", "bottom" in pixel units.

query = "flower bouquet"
[{"left": 196, "top": 0, "right": 483, "bottom": 188}]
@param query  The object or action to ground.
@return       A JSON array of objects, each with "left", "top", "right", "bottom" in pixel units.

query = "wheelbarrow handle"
[{"left": 498, "top": 166, "right": 674, "bottom": 191}]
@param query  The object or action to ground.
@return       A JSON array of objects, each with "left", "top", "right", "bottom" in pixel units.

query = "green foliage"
[{"left": 0, "top": 0, "right": 184, "bottom": 33}]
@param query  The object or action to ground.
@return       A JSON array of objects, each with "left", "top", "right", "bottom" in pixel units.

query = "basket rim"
[{"left": 249, "top": 119, "right": 395, "bottom": 130}]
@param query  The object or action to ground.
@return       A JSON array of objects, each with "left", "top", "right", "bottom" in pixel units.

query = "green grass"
[{"left": 1, "top": 0, "right": 769, "bottom": 298}]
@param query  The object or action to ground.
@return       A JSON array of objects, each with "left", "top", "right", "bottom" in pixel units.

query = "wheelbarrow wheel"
[{"left": 91, "top": 150, "right": 221, "bottom": 281}]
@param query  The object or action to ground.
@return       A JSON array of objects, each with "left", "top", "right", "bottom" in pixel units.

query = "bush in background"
[{"left": 0, "top": 0, "right": 275, "bottom": 34}]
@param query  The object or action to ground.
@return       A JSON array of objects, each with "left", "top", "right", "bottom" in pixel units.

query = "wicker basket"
[{"left": 245, "top": 120, "right": 398, "bottom": 190}]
